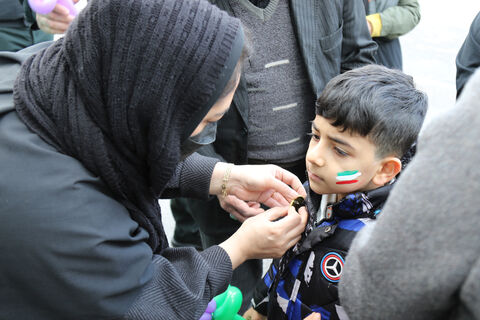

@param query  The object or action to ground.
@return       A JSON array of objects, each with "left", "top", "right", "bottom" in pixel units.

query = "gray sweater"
[{"left": 339, "top": 68, "right": 480, "bottom": 319}]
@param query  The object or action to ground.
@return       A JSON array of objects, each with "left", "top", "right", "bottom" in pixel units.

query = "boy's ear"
[{"left": 372, "top": 157, "right": 402, "bottom": 186}]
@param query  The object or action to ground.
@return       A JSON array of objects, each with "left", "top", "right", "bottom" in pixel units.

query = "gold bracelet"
[{"left": 221, "top": 164, "right": 233, "bottom": 198}]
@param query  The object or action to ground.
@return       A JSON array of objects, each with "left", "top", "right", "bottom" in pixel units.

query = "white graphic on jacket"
[{"left": 304, "top": 251, "right": 315, "bottom": 285}]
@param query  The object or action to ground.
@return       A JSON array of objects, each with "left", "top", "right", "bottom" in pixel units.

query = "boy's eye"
[
  {"left": 334, "top": 147, "right": 348, "bottom": 157},
  {"left": 308, "top": 132, "right": 320, "bottom": 141}
]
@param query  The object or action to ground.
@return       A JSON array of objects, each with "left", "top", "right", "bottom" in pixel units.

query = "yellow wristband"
[{"left": 366, "top": 13, "right": 382, "bottom": 37}]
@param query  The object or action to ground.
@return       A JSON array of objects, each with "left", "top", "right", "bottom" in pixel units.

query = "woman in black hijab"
[{"left": 0, "top": 0, "right": 307, "bottom": 318}]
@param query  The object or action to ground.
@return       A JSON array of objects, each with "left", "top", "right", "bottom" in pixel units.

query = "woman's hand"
[
  {"left": 210, "top": 163, "right": 307, "bottom": 210},
  {"left": 219, "top": 205, "right": 308, "bottom": 269},
  {"left": 217, "top": 195, "right": 264, "bottom": 222},
  {"left": 243, "top": 307, "right": 266, "bottom": 320}
]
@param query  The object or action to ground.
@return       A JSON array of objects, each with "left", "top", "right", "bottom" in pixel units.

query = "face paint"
[{"left": 336, "top": 170, "right": 362, "bottom": 185}]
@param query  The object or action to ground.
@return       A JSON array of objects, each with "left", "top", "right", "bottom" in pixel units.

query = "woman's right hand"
[{"left": 219, "top": 205, "right": 307, "bottom": 269}]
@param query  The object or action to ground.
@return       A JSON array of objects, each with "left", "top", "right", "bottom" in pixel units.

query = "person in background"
[
  {"left": 364, "top": 0, "right": 420, "bottom": 70},
  {"left": 0, "top": 0, "right": 52, "bottom": 51},
  {"left": 170, "top": 0, "right": 377, "bottom": 312},
  {"left": 34, "top": 0, "right": 79, "bottom": 35},
  {"left": 0, "top": 0, "right": 308, "bottom": 318},
  {"left": 455, "top": 11, "right": 480, "bottom": 98},
  {"left": 0, "top": 0, "right": 80, "bottom": 52},
  {"left": 339, "top": 70, "right": 480, "bottom": 320}
]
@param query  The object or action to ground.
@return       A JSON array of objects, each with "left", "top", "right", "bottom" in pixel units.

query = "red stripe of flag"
[{"left": 336, "top": 180, "right": 358, "bottom": 185}]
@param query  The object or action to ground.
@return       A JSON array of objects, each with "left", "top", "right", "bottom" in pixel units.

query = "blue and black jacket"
[{"left": 252, "top": 183, "right": 393, "bottom": 320}]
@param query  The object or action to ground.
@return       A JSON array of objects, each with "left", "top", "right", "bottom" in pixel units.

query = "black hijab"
[{"left": 13, "top": 0, "right": 244, "bottom": 252}]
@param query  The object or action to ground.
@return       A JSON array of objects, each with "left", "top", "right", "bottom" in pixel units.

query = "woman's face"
[{"left": 190, "top": 81, "right": 238, "bottom": 137}]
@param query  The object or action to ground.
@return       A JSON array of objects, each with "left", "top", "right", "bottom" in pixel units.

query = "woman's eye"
[{"left": 334, "top": 147, "right": 348, "bottom": 157}]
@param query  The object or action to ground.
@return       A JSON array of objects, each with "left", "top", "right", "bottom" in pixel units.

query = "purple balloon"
[
  {"left": 199, "top": 314, "right": 212, "bottom": 320},
  {"left": 205, "top": 299, "right": 217, "bottom": 313},
  {"left": 28, "top": 0, "right": 78, "bottom": 16}
]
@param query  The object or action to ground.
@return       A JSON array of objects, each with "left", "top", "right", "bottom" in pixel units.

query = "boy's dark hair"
[{"left": 315, "top": 64, "right": 428, "bottom": 158}]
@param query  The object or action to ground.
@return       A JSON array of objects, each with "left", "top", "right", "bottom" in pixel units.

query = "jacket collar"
[{"left": 306, "top": 183, "right": 393, "bottom": 222}]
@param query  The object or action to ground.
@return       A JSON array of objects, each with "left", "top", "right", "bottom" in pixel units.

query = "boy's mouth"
[{"left": 308, "top": 171, "right": 324, "bottom": 182}]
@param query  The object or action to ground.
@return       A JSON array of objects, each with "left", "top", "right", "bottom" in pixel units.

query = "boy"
[{"left": 243, "top": 64, "right": 428, "bottom": 320}]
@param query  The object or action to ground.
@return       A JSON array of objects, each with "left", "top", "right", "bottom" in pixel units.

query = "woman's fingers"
[
  {"left": 272, "top": 205, "right": 306, "bottom": 228},
  {"left": 274, "top": 206, "right": 308, "bottom": 249},
  {"left": 272, "top": 165, "right": 307, "bottom": 197},
  {"left": 246, "top": 201, "right": 261, "bottom": 209},
  {"left": 261, "top": 190, "right": 290, "bottom": 208},
  {"left": 285, "top": 206, "right": 308, "bottom": 237},
  {"left": 266, "top": 177, "right": 300, "bottom": 202},
  {"left": 219, "top": 195, "right": 264, "bottom": 221},
  {"left": 264, "top": 206, "right": 289, "bottom": 221},
  {"left": 261, "top": 205, "right": 307, "bottom": 254}
]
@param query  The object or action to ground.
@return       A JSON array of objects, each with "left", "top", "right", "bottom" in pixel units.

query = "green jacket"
[{"left": 366, "top": 0, "right": 421, "bottom": 39}]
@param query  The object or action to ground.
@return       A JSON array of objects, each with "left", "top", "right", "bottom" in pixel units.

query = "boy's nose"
[{"left": 307, "top": 145, "right": 326, "bottom": 167}]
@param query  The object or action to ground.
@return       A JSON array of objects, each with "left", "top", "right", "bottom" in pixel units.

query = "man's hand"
[
  {"left": 366, "top": 18, "right": 373, "bottom": 35},
  {"left": 36, "top": 1, "right": 79, "bottom": 34}
]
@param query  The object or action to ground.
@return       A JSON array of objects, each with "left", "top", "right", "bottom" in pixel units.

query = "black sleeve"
[
  {"left": 456, "top": 12, "right": 480, "bottom": 98},
  {"left": 340, "top": 0, "right": 378, "bottom": 71},
  {"left": 161, "top": 152, "right": 219, "bottom": 199},
  {"left": 0, "top": 109, "right": 232, "bottom": 319}
]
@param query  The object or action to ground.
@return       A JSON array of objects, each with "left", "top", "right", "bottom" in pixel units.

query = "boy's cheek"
[{"left": 308, "top": 176, "right": 335, "bottom": 194}]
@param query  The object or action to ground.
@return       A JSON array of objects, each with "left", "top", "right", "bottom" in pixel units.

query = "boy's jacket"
[{"left": 252, "top": 182, "right": 392, "bottom": 320}]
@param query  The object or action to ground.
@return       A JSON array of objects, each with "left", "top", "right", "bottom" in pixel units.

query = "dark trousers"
[{"left": 170, "top": 159, "right": 307, "bottom": 313}]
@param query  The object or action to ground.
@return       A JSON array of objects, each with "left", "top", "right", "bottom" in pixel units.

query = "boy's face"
[{"left": 306, "top": 115, "right": 384, "bottom": 197}]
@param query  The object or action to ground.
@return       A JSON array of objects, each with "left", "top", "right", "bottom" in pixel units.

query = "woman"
[{"left": 0, "top": 0, "right": 307, "bottom": 318}]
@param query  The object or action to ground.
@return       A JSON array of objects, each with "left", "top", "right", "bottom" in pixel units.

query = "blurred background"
[{"left": 402, "top": 0, "right": 480, "bottom": 124}]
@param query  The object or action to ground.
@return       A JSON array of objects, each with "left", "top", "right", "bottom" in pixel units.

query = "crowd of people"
[{"left": 0, "top": 0, "right": 479, "bottom": 319}]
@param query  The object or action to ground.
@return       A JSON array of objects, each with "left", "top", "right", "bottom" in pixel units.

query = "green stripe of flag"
[{"left": 337, "top": 170, "right": 359, "bottom": 176}]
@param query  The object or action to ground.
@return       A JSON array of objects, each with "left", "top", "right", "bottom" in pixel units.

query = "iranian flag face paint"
[{"left": 336, "top": 170, "right": 362, "bottom": 185}]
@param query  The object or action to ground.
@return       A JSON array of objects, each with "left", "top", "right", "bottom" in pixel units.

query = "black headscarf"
[{"left": 13, "top": 0, "right": 244, "bottom": 252}]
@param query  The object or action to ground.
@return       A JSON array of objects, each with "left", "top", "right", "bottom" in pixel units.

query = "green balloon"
[
  {"left": 212, "top": 286, "right": 243, "bottom": 320},
  {"left": 213, "top": 289, "right": 228, "bottom": 306}
]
